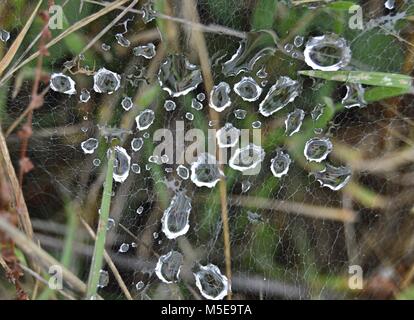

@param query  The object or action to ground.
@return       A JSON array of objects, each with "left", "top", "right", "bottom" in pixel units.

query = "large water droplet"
[
  {"left": 161, "top": 192, "right": 192, "bottom": 239},
  {"left": 194, "top": 264, "right": 229, "bottom": 300},
  {"left": 233, "top": 109, "right": 247, "bottom": 119},
  {"left": 164, "top": 100, "right": 176, "bottom": 111},
  {"left": 229, "top": 144, "right": 265, "bottom": 172},
  {"left": 312, "top": 163, "right": 351, "bottom": 191},
  {"left": 98, "top": 270, "right": 109, "bottom": 288},
  {"left": 222, "top": 30, "right": 277, "bottom": 77},
  {"left": 121, "top": 96, "right": 134, "bottom": 111},
  {"left": 135, "top": 109, "right": 155, "bottom": 131},
  {"left": 158, "top": 54, "right": 203, "bottom": 97},
  {"left": 209, "top": 82, "right": 231, "bottom": 112},
  {"left": 110, "top": 146, "right": 131, "bottom": 183},
  {"left": 311, "top": 103, "right": 325, "bottom": 121},
  {"left": 216, "top": 123, "right": 240, "bottom": 148},
  {"left": 141, "top": 1, "right": 156, "bottom": 23},
  {"left": 285, "top": 109, "right": 305, "bottom": 136},
  {"left": 304, "top": 137, "right": 332, "bottom": 162},
  {"left": 385, "top": 0, "right": 395, "bottom": 10},
  {"left": 131, "top": 137, "right": 144, "bottom": 152},
  {"left": 155, "top": 250, "right": 183, "bottom": 283},
  {"left": 0, "top": 29, "right": 10, "bottom": 42},
  {"left": 176, "top": 165, "right": 189, "bottom": 180},
  {"left": 93, "top": 68, "right": 121, "bottom": 94},
  {"left": 270, "top": 150, "right": 291, "bottom": 178},
  {"left": 118, "top": 243, "right": 130, "bottom": 253},
  {"left": 259, "top": 76, "right": 300, "bottom": 117},
  {"left": 81, "top": 138, "right": 99, "bottom": 154},
  {"left": 80, "top": 88, "right": 90, "bottom": 102},
  {"left": 133, "top": 43, "right": 156, "bottom": 59},
  {"left": 304, "top": 33, "right": 351, "bottom": 71},
  {"left": 115, "top": 33, "right": 130, "bottom": 47},
  {"left": 190, "top": 153, "right": 223, "bottom": 188},
  {"left": 234, "top": 76, "right": 262, "bottom": 102},
  {"left": 50, "top": 73, "right": 76, "bottom": 95},
  {"left": 342, "top": 83, "right": 366, "bottom": 109}
]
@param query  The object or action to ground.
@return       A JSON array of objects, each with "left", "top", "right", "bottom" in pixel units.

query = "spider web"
[{"left": 2, "top": 0, "right": 414, "bottom": 300}]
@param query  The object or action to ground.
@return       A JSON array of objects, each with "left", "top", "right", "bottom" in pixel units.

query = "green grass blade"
[
  {"left": 299, "top": 70, "right": 413, "bottom": 89},
  {"left": 86, "top": 148, "right": 115, "bottom": 299}
]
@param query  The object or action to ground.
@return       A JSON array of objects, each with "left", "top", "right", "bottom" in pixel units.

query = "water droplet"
[
  {"left": 79, "top": 89, "right": 90, "bottom": 102},
  {"left": 93, "top": 158, "right": 101, "bottom": 167},
  {"left": 133, "top": 43, "right": 156, "bottom": 59},
  {"left": 50, "top": 73, "right": 76, "bottom": 95},
  {"left": 148, "top": 155, "right": 160, "bottom": 164},
  {"left": 115, "top": 33, "right": 130, "bottom": 47},
  {"left": 234, "top": 76, "right": 262, "bottom": 102},
  {"left": 161, "top": 155, "right": 169, "bottom": 163},
  {"left": 209, "top": 82, "right": 231, "bottom": 112},
  {"left": 191, "top": 153, "right": 223, "bottom": 188},
  {"left": 247, "top": 211, "right": 263, "bottom": 224},
  {"left": 252, "top": 121, "right": 261, "bottom": 129},
  {"left": 185, "top": 112, "right": 194, "bottom": 120},
  {"left": 294, "top": 35, "right": 304, "bottom": 47},
  {"left": 161, "top": 192, "right": 192, "bottom": 239},
  {"left": 110, "top": 146, "right": 131, "bottom": 183},
  {"left": 222, "top": 31, "right": 277, "bottom": 77},
  {"left": 304, "top": 33, "right": 351, "bottom": 71},
  {"left": 311, "top": 103, "right": 325, "bottom": 121},
  {"left": 385, "top": 0, "right": 395, "bottom": 10},
  {"left": 194, "top": 264, "right": 229, "bottom": 300},
  {"left": 158, "top": 54, "right": 203, "bottom": 97},
  {"left": 164, "top": 100, "right": 176, "bottom": 111},
  {"left": 93, "top": 68, "right": 121, "bottom": 94},
  {"left": 256, "top": 65, "right": 268, "bottom": 79},
  {"left": 81, "top": 138, "right": 99, "bottom": 154},
  {"left": 304, "top": 137, "right": 333, "bottom": 162},
  {"left": 121, "top": 97, "right": 134, "bottom": 111},
  {"left": 314, "top": 127, "right": 324, "bottom": 134},
  {"left": 312, "top": 164, "right": 351, "bottom": 191},
  {"left": 153, "top": 232, "right": 159, "bottom": 239},
  {"left": 197, "top": 92, "right": 205, "bottom": 101},
  {"left": 259, "top": 76, "right": 301, "bottom": 117},
  {"left": 234, "top": 109, "right": 247, "bottom": 119},
  {"left": 118, "top": 243, "right": 130, "bottom": 253},
  {"left": 285, "top": 109, "right": 305, "bottom": 136},
  {"left": 143, "top": 132, "right": 150, "bottom": 139},
  {"left": 141, "top": 1, "right": 156, "bottom": 23},
  {"left": 131, "top": 163, "right": 141, "bottom": 174},
  {"left": 155, "top": 251, "right": 183, "bottom": 284},
  {"left": 241, "top": 181, "right": 251, "bottom": 193},
  {"left": 191, "top": 98, "right": 203, "bottom": 110},
  {"left": 101, "top": 43, "right": 111, "bottom": 51},
  {"left": 107, "top": 218, "right": 115, "bottom": 230},
  {"left": 342, "top": 83, "right": 366, "bottom": 109},
  {"left": 270, "top": 150, "right": 291, "bottom": 178},
  {"left": 0, "top": 29, "right": 10, "bottom": 42},
  {"left": 284, "top": 43, "right": 294, "bottom": 53},
  {"left": 98, "top": 270, "right": 109, "bottom": 288},
  {"left": 131, "top": 137, "right": 144, "bottom": 152},
  {"left": 216, "top": 123, "right": 240, "bottom": 148},
  {"left": 176, "top": 165, "right": 189, "bottom": 179},
  {"left": 135, "top": 109, "right": 155, "bottom": 131},
  {"left": 229, "top": 144, "right": 265, "bottom": 172},
  {"left": 135, "top": 281, "right": 145, "bottom": 291},
  {"left": 136, "top": 206, "right": 144, "bottom": 214}
]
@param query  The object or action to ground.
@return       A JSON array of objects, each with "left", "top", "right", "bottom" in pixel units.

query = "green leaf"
[
  {"left": 364, "top": 86, "right": 411, "bottom": 102},
  {"left": 252, "top": 0, "right": 277, "bottom": 30},
  {"left": 299, "top": 70, "right": 413, "bottom": 89},
  {"left": 327, "top": 1, "right": 357, "bottom": 10}
]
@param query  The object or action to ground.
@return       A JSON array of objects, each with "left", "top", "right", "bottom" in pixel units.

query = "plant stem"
[{"left": 86, "top": 148, "right": 114, "bottom": 299}]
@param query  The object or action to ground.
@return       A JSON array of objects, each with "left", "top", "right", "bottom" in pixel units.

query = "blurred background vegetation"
[{"left": 1, "top": 0, "right": 414, "bottom": 300}]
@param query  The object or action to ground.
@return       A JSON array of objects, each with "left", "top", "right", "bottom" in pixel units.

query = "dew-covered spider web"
[{"left": 2, "top": 0, "right": 414, "bottom": 300}]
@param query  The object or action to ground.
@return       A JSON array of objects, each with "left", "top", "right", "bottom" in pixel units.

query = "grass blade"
[
  {"left": 86, "top": 148, "right": 114, "bottom": 299},
  {"left": 298, "top": 70, "right": 414, "bottom": 89}
]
